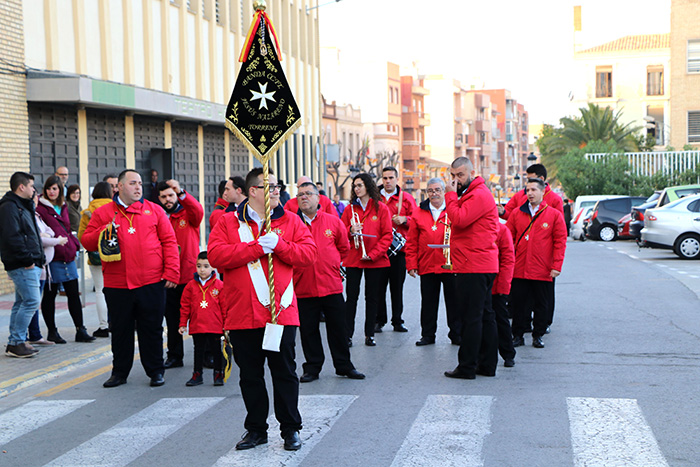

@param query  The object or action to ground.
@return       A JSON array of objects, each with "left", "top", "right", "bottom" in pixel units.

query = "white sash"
[{"left": 238, "top": 218, "right": 293, "bottom": 309}]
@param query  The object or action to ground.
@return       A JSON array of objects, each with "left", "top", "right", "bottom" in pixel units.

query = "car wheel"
[
  {"left": 598, "top": 224, "right": 617, "bottom": 242},
  {"left": 674, "top": 233, "right": 700, "bottom": 259}
]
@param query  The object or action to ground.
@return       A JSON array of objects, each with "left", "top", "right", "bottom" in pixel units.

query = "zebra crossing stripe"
[
  {"left": 390, "top": 395, "right": 494, "bottom": 467},
  {"left": 44, "top": 397, "right": 223, "bottom": 467},
  {"left": 0, "top": 399, "right": 94, "bottom": 446},
  {"left": 567, "top": 397, "right": 670, "bottom": 467},
  {"left": 213, "top": 394, "right": 357, "bottom": 467}
]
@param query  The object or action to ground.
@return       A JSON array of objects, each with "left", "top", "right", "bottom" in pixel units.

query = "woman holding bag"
[{"left": 35, "top": 175, "right": 95, "bottom": 343}]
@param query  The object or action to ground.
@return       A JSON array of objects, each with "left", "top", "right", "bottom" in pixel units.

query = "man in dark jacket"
[{"left": 0, "top": 172, "right": 45, "bottom": 358}]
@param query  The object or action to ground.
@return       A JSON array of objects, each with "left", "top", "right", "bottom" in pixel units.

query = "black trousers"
[
  {"left": 547, "top": 277, "right": 556, "bottom": 326},
  {"left": 42, "top": 278, "right": 84, "bottom": 330},
  {"left": 376, "top": 252, "right": 406, "bottom": 326},
  {"left": 229, "top": 326, "right": 302, "bottom": 435},
  {"left": 164, "top": 284, "right": 186, "bottom": 360},
  {"left": 298, "top": 294, "right": 354, "bottom": 376},
  {"left": 510, "top": 278, "right": 550, "bottom": 338},
  {"left": 192, "top": 333, "right": 223, "bottom": 373},
  {"left": 345, "top": 267, "right": 387, "bottom": 338},
  {"left": 455, "top": 273, "right": 497, "bottom": 375},
  {"left": 492, "top": 294, "right": 516, "bottom": 361},
  {"left": 419, "top": 273, "right": 461, "bottom": 342},
  {"left": 103, "top": 282, "right": 166, "bottom": 379}
]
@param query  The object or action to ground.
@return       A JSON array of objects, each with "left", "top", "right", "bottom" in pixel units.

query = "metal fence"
[{"left": 585, "top": 151, "right": 700, "bottom": 177}]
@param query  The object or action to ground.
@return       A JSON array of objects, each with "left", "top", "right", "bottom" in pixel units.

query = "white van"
[{"left": 570, "top": 195, "right": 625, "bottom": 240}]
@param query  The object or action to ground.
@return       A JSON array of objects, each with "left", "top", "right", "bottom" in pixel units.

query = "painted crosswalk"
[{"left": 0, "top": 399, "right": 94, "bottom": 445}]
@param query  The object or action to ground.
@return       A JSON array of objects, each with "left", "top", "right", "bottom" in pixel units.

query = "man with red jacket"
[
  {"left": 209, "top": 175, "right": 246, "bottom": 230},
  {"left": 82, "top": 169, "right": 180, "bottom": 388},
  {"left": 157, "top": 179, "right": 204, "bottom": 369},
  {"left": 208, "top": 168, "right": 317, "bottom": 452},
  {"left": 506, "top": 178, "right": 567, "bottom": 349},
  {"left": 293, "top": 182, "right": 364, "bottom": 382},
  {"left": 493, "top": 221, "right": 516, "bottom": 367},
  {"left": 283, "top": 176, "right": 337, "bottom": 217},
  {"left": 405, "top": 178, "right": 460, "bottom": 346},
  {"left": 376, "top": 166, "right": 417, "bottom": 333},
  {"left": 443, "top": 157, "right": 500, "bottom": 380}
]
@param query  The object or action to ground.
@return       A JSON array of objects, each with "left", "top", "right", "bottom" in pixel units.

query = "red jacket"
[
  {"left": 444, "top": 177, "right": 499, "bottom": 274},
  {"left": 166, "top": 192, "right": 204, "bottom": 284},
  {"left": 81, "top": 198, "right": 180, "bottom": 289},
  {"left": 405, "top": 200, "right": 451, "bottom": 275},
  {"left": 493, "top": 222, "right": 515, "bottom": 295},
  {"left": 340, "top": 198, "right": 392, "bottom": 268},
  {"left": 501, "top": 184, "right": 563, "bottom": 220},
  {"left": 506, "top": 201, "right": 567, "bottom": 282},
  {"left": 284, "top": 194, "right": 338, "bottom": 217},
  {"left": 179, "top": 274, "right": 224, "bottom": 334},
  {"left": 293, "top": 210, "right": 349, "bottom": 298},
  {"left": 207, "top": 201, "right": 317, "bottom": 330},
  {"left": 209, "top": 197, "right": 229, "bottom": 230},
  {"left": 35, "top": 197, "right": 80, "bottom": 263},
  {"left": 380, "top": 186, "right": 417, "bottom": 239}
]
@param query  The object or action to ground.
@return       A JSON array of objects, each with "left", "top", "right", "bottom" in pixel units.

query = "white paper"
[{"left": 262, "top": 322, "right": 284, "bottom": 352}]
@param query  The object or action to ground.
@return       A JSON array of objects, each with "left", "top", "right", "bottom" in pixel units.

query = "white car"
[
  {"left": 570, "top": 206, "right": 594, "bottom": 240},
  {"left": 641, "top": 194, "right": 700, "bottom": 259}
]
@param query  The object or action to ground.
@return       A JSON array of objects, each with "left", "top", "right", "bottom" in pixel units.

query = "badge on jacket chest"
[
  {"left": 179, "top": 219, "right": 187, "bottom": 229},
  {"left": 431, "top": 225, "right": 437, "bottom": 231}
]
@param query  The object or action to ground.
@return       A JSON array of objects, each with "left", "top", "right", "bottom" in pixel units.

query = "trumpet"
[
  {"left": 441, "top": 214, "right": 452, "bottom": 270},
  {"left": 350, "top": 206, "right": 368, "bottom": 258}
]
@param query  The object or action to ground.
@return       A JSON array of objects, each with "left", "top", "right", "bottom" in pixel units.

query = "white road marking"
[
  {"left": 390, "top": 395, "right": 493, "bottom": 467},
  {"left": 0, "top": 399, "right": 93, "bottom": 445},
  {"left": 690, "top": 275, "right": 699, "bottom": 279},
  {"left": 629, "top": 255, "right": 638, "bottom": 259},
  {"left": 213, "top": 394, "right": 357, "bottom": 467},
  {"left": 45, "top": 397, "right": 223, "bottom": 467},
  {"left": 567, "top": 397, "right": 669, "bottom": 467},
  {"left": 677, "top": 271, "right": 688, "bottom": 274},
  {"left": 658, "top": 264, "right": 667, "bottom": 268}
]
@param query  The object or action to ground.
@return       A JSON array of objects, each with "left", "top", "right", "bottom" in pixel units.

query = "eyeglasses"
[
  {"left": 296, "top": 191, "right": 317, "bottom": 198},
  {"left": 426, "top": 188, "right": 443, "bottom": 194},
  {"left": 254, "top": 185, "right": 282, "bottom": 192}
]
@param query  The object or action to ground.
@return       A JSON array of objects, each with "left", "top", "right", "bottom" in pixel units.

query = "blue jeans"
[
  {"left": 7, "top": 266, "right": 42, "bottom": 346},
  {"left": 27, "top": 279, "right": 46, "bottom": 341}
]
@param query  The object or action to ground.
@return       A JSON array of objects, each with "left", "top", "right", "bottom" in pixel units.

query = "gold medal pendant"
[{"left": 200, "top": 300, "right": 209, "bottom": 308}]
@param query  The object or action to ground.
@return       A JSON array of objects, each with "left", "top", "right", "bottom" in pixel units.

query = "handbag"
[
  {"left": 98, "top": 216, "right": 122, "bottom": 262},
  {"left": 87, "top": 250, "right": 102, "bottom": 266},
  {"left": 387, "top": 190, "right": 406, "bottom": 257}
]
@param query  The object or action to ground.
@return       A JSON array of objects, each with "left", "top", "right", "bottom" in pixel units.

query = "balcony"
[
  {"left": 474, "top": 93, "right": 490, "bottom": 108},
  {"left": 412, "top": 85, "right": 430, "bottom": 96},
  {"left": 475, "top": 120, "right": 490, "bottom": 132},
  {"left": 402, "top": 111, "right": 430, "bottom": 128}
]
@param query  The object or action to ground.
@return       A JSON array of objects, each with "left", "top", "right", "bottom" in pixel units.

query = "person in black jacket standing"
[{"left": 0, "top": 172, "right": 45, "bottom": 358}]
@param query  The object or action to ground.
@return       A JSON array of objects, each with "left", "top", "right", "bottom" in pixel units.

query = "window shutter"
[
  {"left": 689, "top": 111, "right": 700, "bottom": 143},
  {"left": 688, "top": 40, "right": 700, "bottom": 73}
]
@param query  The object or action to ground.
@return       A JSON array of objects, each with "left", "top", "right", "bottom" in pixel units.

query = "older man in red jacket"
[
  {"left": 293, "top": 182, "right": 364, "bottom": 383},
  {"left": 208, "top": 168, "right": 317, "bottom": 452},
  {"left": 82, "top": 169, "right": 180, "bottom": 388},
  {"left": 506, "top": 178, "right": 567, "bottom": 349},
  {"left": 283, "top": 176, "right": 337, "bottom": 216},
  {"left": 156, "top": 179, "right": 204, "bottom": 369},
  {"left": 443, "top": 157, "right": 500, "bottom": 380}
]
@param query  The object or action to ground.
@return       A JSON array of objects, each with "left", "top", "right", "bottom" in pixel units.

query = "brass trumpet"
[
  {"left": 350, "top": 206, "right": 368, "bottom": 258},
  {"left": 441, "top": 214, "right": 452, "bottom": 270}
]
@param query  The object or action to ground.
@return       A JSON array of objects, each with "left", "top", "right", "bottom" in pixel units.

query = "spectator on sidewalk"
[
  {"left": 103, "top": 174, "right": 118, "bottom": 197},
  {"left": 0, "top": 172, "right": 44, "bottom": 358},
  {"left": 66, "top": 184, "right": 82, "bottom": 233}
]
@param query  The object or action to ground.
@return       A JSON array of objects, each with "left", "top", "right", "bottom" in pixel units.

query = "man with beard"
[
  {"left": 157, "top": 179, "right": 204, "bottom": 369},
  {"left": 443, "top": 157, "right": 500, "bottom": 379}
]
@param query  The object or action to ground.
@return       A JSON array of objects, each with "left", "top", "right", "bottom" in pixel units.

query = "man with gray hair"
[
  {"left": 405, "top": 178, "right": 461, "bottom": 346},
  {"left": 283, "top": 176, "right": 338, "bottom": 216}
]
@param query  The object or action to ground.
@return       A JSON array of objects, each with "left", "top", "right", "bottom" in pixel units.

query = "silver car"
[{"left": 641, "top": 194, "right": 700, "bottom": 259}]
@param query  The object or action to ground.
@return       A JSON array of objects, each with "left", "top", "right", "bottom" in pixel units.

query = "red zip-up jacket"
[
  {"left": 444, "top": 176, "right": 499, "bottom": 274},
  {"left": 166, "top": 192, "right": 204, "bottom": 285},
  {"left": 380, "top": 186, "right": 417, "bottom": 239},
  {"left": 284, "top": 194, "right": 338, "bottom": 217},
  {"left": 405, "top": 200, "right": 451, "bottom": 275},
  {"left": 81, "top": 198, "right": 180, "bottom": 289},
  {"left": 340, "top": 198, "right": 392, "bottom": 269},
  {"left": 209, "top": 197, "right": 229, "bottom": 230},
  {"left": 506, "top": 201, "right": 567, "bottom": 282},
  {"left": 208, "top": 201, "right": 317, "bottom": 330},
  {"left": 501, "top": 184, "right": 563, "bottom": 220},
  {"left": 179, "top": 274, "right": 224, "bottom": 334},
  {"left": 493, "top": 222, "right": 515, "bottom": 295},
  {"left": 293, "top": 210, "right": 350, "bottom": 298}
]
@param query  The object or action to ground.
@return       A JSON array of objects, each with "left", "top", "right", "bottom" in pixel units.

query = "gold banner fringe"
[{"left": 225, "top": 118, "right": 303, "bottom": 165}]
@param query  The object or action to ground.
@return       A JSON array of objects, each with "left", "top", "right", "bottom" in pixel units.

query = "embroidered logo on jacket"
[
  {"left": 324, "top": 229, "right": 334, "bottom": 238},
  {"left": 144, "top": 209, "right": 152, "bottom": 215},
  {"left": 178, "top": 219, "right": 187, "bottom": 229},
  {"left": 211, "top": 289, "right": 220, "bottom": 296},
  {"left": 541, "top": 222, "right": 550, "bottom": 229}
]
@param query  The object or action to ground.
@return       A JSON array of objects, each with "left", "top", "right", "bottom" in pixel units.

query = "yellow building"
[{"left": 670, "top": 0, "right": 700, "bottom": 148}]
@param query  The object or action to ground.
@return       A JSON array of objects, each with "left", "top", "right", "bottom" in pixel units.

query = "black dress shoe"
[
  {"left": 450, "top": 338, "right": 462, "bottom": 346},
  {"left": 92, "top": 328, "right": 109, "bottom": 338},
  {"left": 444, "top": 369, "right": 475, "bottom": 380},
  {"left": 364, "top": 336, "right": 376, "bottom": 346},
  {"left": 103, "top": 375, "right": 127, "bottom": 388},
  {"left": 150, "top": 373, "right": 165, "bottom": 387},
  {"left": 336, "top": 369, "right": 365, "bottom": 379},
  {"left": 504, "top": 358, "right": 515, "bottom": 368},
  {"left": 164, "top": 358, "right": 183, "bottom": 369},
  {"left": 235, "top": 431, "right": 268, "bottom": 450},
  {"left": 299, "top": 372, "right": 319, "bottom": 383},
  {"left": 415, "top": 337, "right": 435, "bottom": 346},
  {"left": 283, "top": 431, "right": 302, "bottom": 451},
  {"left": 393, "top": 324, "right": 408, "bottom": 332},
  {"left": 374, "top": 323, "right": 384, "bottom": 333},
  {"left": 476, "top": 367, "right": 496, "bottom": 377},
  {"left": 512, "top": 336, "right": 525, "bottom": 347},
  {"left": 532, "top": 336, "right": 545, "bottom": 348},
  {"left": 545, "top": 326, "right": 551, "bottom": 334}
]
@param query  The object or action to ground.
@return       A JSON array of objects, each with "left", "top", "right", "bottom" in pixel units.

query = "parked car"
[
  {"left": 617, "top": 213, "right": 633, "bottom": 239},
  {"left": 641, "top": 194, "right": 700, "bottom": 259},
  {"left": 571, "top": 206, "right": 594, "bottom": 240},
  {"left": 570, "top": 195, "right": 624, "bottom": 239},
  {"left": 586, "top": 196, "right": 647, "bottom": 241},
  {"left": 654, "top": 184, "right": 700, "bottom": 208},
  {"left": 629, "top": 200, "right": 659, "bottom": 239}
]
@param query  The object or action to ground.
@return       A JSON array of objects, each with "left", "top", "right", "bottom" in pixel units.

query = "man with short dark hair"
[
  {"left": 146, "top": 169, "right": 159, "bottom": 202},
  {"left": 0, "top": 172, "right": 44, "bottom": 358},
  {"left": 211, "top": 176, "right": 246, "bottom": 229},
  {"left": 103, "top": 174, "right": 118, "bottom": 196}
]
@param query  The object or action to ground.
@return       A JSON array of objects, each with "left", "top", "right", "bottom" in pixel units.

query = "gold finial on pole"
[{"left": 253, "top": 0, "right": 267, "bottom": 11}]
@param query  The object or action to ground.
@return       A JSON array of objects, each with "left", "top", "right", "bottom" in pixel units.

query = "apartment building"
[{"left": 670, "top": 0, "right": 700, "bottom": 148}]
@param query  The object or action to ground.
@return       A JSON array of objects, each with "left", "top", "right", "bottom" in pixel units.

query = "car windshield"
[{"left": 646, "top": 192, "right": 660, "bottom": 203}]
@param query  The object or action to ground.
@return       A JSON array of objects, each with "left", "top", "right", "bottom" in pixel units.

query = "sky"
[{"left": 318, "top": 0, "right": 671, "bottom": 125}]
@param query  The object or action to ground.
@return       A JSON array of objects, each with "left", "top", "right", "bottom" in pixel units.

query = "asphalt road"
[{"left": 1, "top": 239, "right": 699, "bottom": 466}]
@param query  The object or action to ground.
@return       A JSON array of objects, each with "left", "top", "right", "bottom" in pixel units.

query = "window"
[
  {"left": 688, "top": 40, "right": 700, "bottom": 73},
  {"left": 647, "top": 66, "right": 663, "bottom": 95},
  {"left": 689, "top": 111, "right": 700, "bottom": 143},
  {"left": 596, "top": 66, "right": 612, "bottom": 98},
  {"left": 605, "top": 199, "right": 628, "bottom": 213}
]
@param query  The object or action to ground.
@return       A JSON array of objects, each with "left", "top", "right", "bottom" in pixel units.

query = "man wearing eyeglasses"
[
  {"left": 405, "top": 178, "right": 461, "bottom": 347},
  {"left": 55, "top": 167, "right": 69, "bottom": 196},
  {"left": 283, "top": 176, "right": 338, "bottom": 217},
  {"left": 208, "top": 168, "right": 317, "bottom": 452}
]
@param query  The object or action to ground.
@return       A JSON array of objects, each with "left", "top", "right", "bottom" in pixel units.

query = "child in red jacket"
[{"left": 179, "top": 251, "right": 225, "bottom": 386}]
